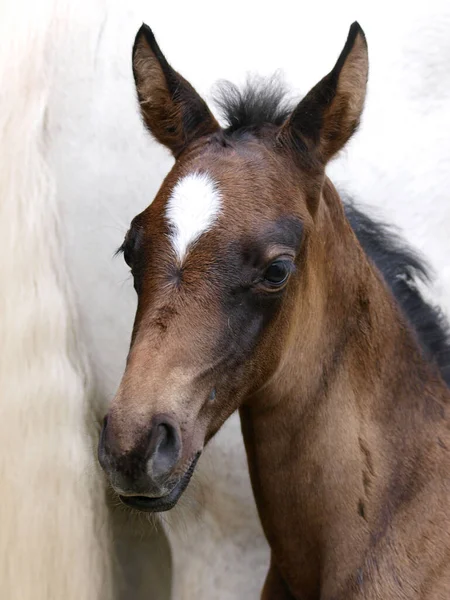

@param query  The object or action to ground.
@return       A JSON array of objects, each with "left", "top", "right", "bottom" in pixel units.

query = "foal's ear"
[
  {"left": 277, "top": 22, "right": 368, "bottom": 164},
  {"left": 132, "top": 24, "right": 220, "bottom": 157}
]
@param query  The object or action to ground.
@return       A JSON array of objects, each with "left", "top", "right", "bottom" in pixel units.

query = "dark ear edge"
[
  {"left": 132, "top": 24, "right": 178, "bottom": 98},
  {"left": 132, "top": 24, "right": 220, "bottom": 157},
  {"left": 277, "top": 22, "right": 368, "bottom": 166}
]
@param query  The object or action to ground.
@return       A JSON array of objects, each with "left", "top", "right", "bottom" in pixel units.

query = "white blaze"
[{"left": 165, "top": 172, "right": 222, "bottom": 262}]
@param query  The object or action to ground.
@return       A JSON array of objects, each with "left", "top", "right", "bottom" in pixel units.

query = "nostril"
[
  {"left": 156, "top": 423, "right": 176, "bottom": 454},
  {"left": 148, "top": 416, "right": 181, "bottom": 479},
  {"left": 98, "top": 412, "right": 182, "bottom": 486}
]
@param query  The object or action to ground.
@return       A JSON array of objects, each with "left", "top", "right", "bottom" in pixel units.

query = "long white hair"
[{"left": 0, "top": 2, "right": 113, "bottom": 597}]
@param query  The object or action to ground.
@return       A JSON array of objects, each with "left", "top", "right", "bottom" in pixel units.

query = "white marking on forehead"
[{"left": 165, "top": 172, "right": 222, "bottom": 262}]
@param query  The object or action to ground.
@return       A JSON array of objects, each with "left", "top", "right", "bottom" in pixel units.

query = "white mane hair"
[
  {"left": 0, "top": 2, "right": 113, "bottom": 598},
  {"left": 0, "top": 0, "right": 449, "bottom": 599}
]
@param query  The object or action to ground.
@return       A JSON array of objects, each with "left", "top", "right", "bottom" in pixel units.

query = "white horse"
[{"left": 1, "top": 1, "right": 449, "bottom": 598}]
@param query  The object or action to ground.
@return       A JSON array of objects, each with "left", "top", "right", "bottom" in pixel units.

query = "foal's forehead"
[
  {"left": 164, "top": 141, "right": 295, "bottom": 210},
  {"left": 165, "top": 171, "right": 222, "bottom": 263},
  {"left": 139, "top": 141, "right": 307, "bottom": 268}
]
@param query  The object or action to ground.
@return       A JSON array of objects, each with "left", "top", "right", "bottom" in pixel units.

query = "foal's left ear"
[
  {"left": 277, "top": 22, "right": 368, "bottom": 164},
  {"left": 132, "top": 24, "right": 220, "bottom": 157}
]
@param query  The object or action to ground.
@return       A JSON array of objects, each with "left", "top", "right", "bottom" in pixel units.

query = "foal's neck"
[{"left": 240, "top": 182, "right": 450, "bottom": 599}]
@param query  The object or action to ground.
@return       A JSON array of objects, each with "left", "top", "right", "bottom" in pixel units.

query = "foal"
[{"left": 99, "top": 22, "right": 450, "bottom": 598}]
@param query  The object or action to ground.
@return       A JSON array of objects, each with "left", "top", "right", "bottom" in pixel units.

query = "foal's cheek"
[{"left": 191, "top": 292, "right": 288, "bottom": 441}]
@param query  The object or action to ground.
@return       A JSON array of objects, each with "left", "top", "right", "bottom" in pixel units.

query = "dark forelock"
[{"left": 213, "top": 75, "right": 294, "bottom": 136}]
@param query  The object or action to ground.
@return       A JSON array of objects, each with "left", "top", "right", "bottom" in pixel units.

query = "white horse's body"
[{"left": 1, "top": 1, "right": 449, "bottom": 598}]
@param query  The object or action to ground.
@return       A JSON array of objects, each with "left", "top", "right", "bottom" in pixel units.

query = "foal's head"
[{"left": 98, "top": 22, "right": 368, "bottom": 511}]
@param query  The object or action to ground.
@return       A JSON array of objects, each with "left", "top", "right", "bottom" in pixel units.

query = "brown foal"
[{"left": 98, "top": 21, "right": 450, "bottom": 598}]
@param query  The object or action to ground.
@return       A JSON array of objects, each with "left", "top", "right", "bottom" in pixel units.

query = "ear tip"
[
  {"left": 135, "top": 22, "right": 155, "bottom": 43},
  {"left": 349, "top": 21, "right": 367, "bottom": 45},
  {"left": 133, "top": 22, "right": 159, "bottom": 59}
]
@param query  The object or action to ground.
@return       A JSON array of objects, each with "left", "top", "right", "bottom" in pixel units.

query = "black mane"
[
  {"left": 345, "top": 199, "right": 450, "bottom": 387},
  {"left": 213, "top": 76, "right": 293, "bottom": 135}
]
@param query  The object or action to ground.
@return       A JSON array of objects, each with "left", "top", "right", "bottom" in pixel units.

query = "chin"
[{"left": 118, "top": 452, "right": 200, "bottom": 513}]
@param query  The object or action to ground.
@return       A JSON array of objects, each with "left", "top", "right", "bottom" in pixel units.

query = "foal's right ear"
[{"left": 132, "top": 24, "right": 220, "bottom": 157}]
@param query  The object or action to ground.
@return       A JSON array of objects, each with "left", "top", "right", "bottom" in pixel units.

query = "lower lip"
[{"left": 118, "top": 453, "right": 200, "bottom": 513}]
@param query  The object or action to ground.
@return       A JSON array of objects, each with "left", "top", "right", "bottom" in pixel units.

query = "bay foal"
[{"left": 99, "top": 22, "right": 450, "bottom": 598}]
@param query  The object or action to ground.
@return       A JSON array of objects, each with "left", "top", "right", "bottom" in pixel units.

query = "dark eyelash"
[
  {"left": 115, "top": 225, "right": 145, "bottom": 270},
  {"left": 113, "top": 233, "right": 133, "bottom": 271},
  {"left": 114, "top": 242, "right": 126, "bottom": 258}
]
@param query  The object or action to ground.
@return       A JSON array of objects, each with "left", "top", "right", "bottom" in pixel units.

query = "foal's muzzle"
[{"left": 98, "top": 412, "right": 192, "bottom": 511}]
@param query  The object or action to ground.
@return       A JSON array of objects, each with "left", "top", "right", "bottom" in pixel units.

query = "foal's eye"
[
  {"left": 120, "top": 226, "right": 142, "bottom": 269},
  {"left": 123, "top": 244, "right": 134, "bottom": 268},
  {"left": 262, "top": 260, "right": 292, "bottom": 289}
]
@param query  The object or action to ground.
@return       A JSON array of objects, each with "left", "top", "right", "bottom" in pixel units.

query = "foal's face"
[{"left": 98, "top": 23, "right": 368, "bottom": 511}]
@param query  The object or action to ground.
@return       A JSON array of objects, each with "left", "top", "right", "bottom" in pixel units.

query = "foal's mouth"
[{"left": 118, "top": 452, "right": 201, "bottom": 513}]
